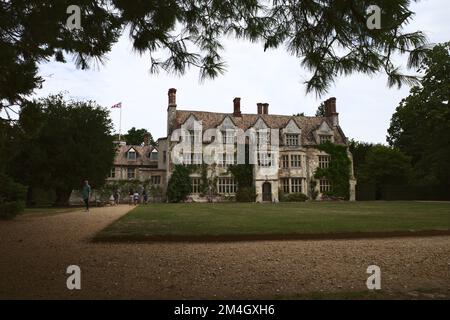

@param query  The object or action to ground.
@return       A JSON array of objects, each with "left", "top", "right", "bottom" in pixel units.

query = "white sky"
[{"left": 34, "top": 0, "right": 449, "bottom": 144}]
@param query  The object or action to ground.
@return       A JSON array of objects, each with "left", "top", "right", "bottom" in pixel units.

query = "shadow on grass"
[{"left": 92, "top": 229, "right": 450, "bottom": 243}]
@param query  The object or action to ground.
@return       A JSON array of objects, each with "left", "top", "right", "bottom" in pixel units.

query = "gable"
[
  {"left": 282, "top": 119, "right": 301, "bottom": 134},
  {"left": 252, "top": 117, "right": 269, "bottom": 130},
  {"left": 127, "top": 147, "right": 137, "bottom": 154},
  {"left": 316, "top": 121, "right": 333, "bottom": 134},
  {"left": 181, "top": 114, "right": 203, "bottom": 131},
  {"left": 175, "top": 110, "right": 347, "bottom": 145},
  {"left": 217, "top": 116, "right": 236, "bottom": 130}
]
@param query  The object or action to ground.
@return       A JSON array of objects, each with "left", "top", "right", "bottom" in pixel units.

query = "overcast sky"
[{"left": 35, "top": 0, "right": 449, "bottom": 144}]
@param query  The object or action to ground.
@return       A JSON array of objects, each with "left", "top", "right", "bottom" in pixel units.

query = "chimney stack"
[
  {"left": 257, "top": 103, "right": 269, "bottom": 115},
  {"left": 167, "top": 88, "right": 177, "bottom": 136},
  {"left": 324, "top": 97, "right": 339, "bottom": 127},
  {"left": 233, "top": 98, "right": 242, "bottom": 117},
  {"left": 168, "top": 88, "right": 177, "bottom": 107},
  {"left": 257, "top": 103, "right": 264, "bottom": 115}
]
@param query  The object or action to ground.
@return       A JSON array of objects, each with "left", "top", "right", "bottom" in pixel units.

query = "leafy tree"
[
  {"left": 1, "top": 0, "right": 428, "bottom": 116},
  {"left": 124, "top": 127, "right": 155, "bottom": 146},
  {"left": 167, "top": 165, "right": 191, "bottom": 202},
  {"left": 348, "top": 139, "right": 375, "bottom": 179},
  {"left": 9, "top": 94, "right": 115, "bottom": 206},
  {"left": 388, "top": 42, "right": 450, "bottom": 186},
  {"left": 358, "top": 145, "right": 412, "bottom": 197},
  {"left": 315, "top": 102, "right": 326, "bottom": 117},
  {"left": 0, "top": 173, "right": 26, "bottom": 220},
  {"left": 0, "top": 119, "right": 27, "bottom": 214}
]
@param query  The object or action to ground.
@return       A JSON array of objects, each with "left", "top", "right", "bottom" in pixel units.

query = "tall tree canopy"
[
  {"left": 348, "top": 139, "right": 375, "bottom": 179},
  {"left": 123, "top": 127, "right": 155, "bottom": 146},
  {"left": 1, "top": 0, "right": 428, "bottom": 117},
  {"left": 358, "top": 145, "right": 412, "bottom": 195},
  {"left": 387, "top": 42, "right": 450, "bottom": 186},
  {"left": 8, "top": 94, "right": 116, "bottom": 206}
]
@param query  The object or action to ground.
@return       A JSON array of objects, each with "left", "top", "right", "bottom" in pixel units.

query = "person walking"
[
  {"left": 143, "top": 189, "right": 148, "bottom": 204},
  {"left": 129, "top": 190, "right": 134, "bottom": 205},
  {"left": 113, "top": 190, "right": 119, "bottom": 205},
  {"left": 133, "top": 191, "right": 140, "bottom": 205},
  {"left": 82, "top": 180, "right": 91, "bottom": 212}
]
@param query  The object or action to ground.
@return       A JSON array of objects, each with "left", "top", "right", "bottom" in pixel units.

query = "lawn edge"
[{"left": 92, "top": 229, "right": 450, "bottom": 243}]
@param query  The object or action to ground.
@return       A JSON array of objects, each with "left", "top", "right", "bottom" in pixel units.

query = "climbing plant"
[
  {"left": 228, "top": 164, "right": 255, "bottom": 202},
  {"left": 167, "top": 165, "right": 192, "bottom": 203},
  {"left": 314, "top": 142, "right": 351, "bottom": 199}
]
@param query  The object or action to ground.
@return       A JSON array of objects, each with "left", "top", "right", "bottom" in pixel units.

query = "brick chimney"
[
  {"left": 168, "top": 88, "right": 177, "bottom": 107},
  {"left": 257, "top": 103, "right": 269, "bottom": 115},
  {"left": 257, "top": 103, "right": 263, "bottom": 115},
  {"left": 262, "top": 103, "right": 269, "bottom": 115},
  {"left": 324, "top": 97, "right": 339, "bottom": 127},
  {"left": 233, "top": 98, "right": 242, "bottom": 117},
  {"left": 167, "top": 88, "right": 177, "bottom": 136}
]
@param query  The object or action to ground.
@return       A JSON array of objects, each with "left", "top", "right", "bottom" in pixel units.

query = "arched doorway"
[{"left": 262, "top": 182, "right": 272, "bottom": 202}]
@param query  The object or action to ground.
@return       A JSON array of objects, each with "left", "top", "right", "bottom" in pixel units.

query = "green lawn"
[{"left": 95, "top": 202, "right": 450, "bottom": 241}]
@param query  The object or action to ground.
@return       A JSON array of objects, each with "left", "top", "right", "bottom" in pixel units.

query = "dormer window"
[
  {"left": 319, "top": 135, "right": 332, "bottom": 144},
  {"left": 286, "top": 134, "right": 299, "bottom": 146},
  {"left": 149, "top": 151, "right": 158, "bottom": 161},
  {"left": 127, "top": 149, "right": 137, "bottom": 160}
]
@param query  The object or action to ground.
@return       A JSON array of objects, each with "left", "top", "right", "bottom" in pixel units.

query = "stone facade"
[
  {"left": 161, "top": 88, "right": 356, "bottom": 202},
  {"left": 106, "top": 141, "right": 167, "bottom": 194}
]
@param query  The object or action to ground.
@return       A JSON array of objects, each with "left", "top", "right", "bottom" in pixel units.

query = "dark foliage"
[
  {"left": 123, "top": 127, "right": 156, "bottom": 146},
  {"left": 315, "top": 142, "right": 351, "bottom": 199},
  {"left": 235, "top": 186, "right": 256, "bottom": 202},
  {"left": 8, "top": 94, "right": 115, "bottom": 206},
  {"left": 1, "top": 0, "right": 427, "bottom": 118},
  {"left": 388, "top": 42, "right": 450, "bottom": 186},
  {"left": 280, "top": 192, "right": 308, "bottom": 202},
  {"left": 167, "top": 165, "right": 191, "bottom": 202},
  {"left": 0, "top": 173, "right": 26, "bottom": 219}
]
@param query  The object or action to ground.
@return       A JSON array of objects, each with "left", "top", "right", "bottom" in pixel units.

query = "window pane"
[{"left": 290, "top": 155, "right": 301, "bottom": 168}]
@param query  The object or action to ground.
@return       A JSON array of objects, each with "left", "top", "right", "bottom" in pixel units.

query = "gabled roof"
[
  {"left": 113, "top": 144, "right": 157, "bottom": 166},
  {"left": 171, "top": 110, "right": 347, "bottom": 145}
]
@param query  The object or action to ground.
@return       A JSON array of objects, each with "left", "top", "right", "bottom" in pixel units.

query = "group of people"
[
  {"left": 128, "top": 189, "right": 149, "bottom": 205},
  {"left": 81, "top": 180, "right": 152, "bottom": 212}
]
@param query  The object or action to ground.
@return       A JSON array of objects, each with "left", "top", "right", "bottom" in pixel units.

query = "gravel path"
[{"left": 0, "top": 205, "right": 449, "bottom": 299}]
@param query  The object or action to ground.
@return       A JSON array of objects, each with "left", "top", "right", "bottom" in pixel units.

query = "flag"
[{"left": 111, "top": 102, "right": 122, "bottom": 109}]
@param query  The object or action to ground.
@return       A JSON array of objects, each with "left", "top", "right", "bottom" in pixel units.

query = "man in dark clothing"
[
  {"left": 113, "top": 190, "right": 119, "bottom": 205},
  {"left": 82, "top": 180, "right": 91, "bottom": 212}
]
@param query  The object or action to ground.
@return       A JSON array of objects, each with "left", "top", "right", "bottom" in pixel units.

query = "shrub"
[
  {"left": 281, "top": 192, "right": 308, "bottom": 202},
  {"left": 235, "top": 186, "right": 256, "bottom": 202},
  {"left": 167, "top": 165, "right": 191, "bottom": 203},
  {"left": 0, "top": 174, "right": 26, "bottom": 220}
]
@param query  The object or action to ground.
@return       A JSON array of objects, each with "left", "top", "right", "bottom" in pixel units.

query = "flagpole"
[{"left": 119, "top": 105, "right": 122, "bottom": 141}]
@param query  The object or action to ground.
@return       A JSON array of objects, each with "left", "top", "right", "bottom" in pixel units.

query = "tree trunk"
[{"left": 54, "top": 188, "right": 72, "bottom": 207}]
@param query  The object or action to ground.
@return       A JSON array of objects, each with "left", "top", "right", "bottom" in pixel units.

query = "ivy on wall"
[
  {"left": 228, "top": 164, "right": 256, "bottom": 202},
  {"left": 314, "top": 142, "right": 351, "bottom": 199},
  {"left": 167, "top": 165, "right": 192, "bottom": 202}
]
